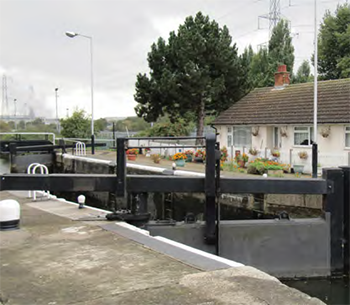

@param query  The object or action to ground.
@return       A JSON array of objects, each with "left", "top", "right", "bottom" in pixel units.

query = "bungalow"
[{"left": 213, "top": 65, "right": 350, "bottom": 173}]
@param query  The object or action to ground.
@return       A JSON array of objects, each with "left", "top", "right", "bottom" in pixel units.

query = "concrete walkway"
[{"left": 0, "top": 191, "right": 325, "bottom": 305}]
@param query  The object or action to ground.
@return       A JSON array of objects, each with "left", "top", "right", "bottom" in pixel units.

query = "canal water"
[{"left": 0, "top": 156, "right": 349, "bottom": 304}]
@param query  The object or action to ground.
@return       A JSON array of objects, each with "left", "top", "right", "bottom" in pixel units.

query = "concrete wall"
[
  {"left": 148, "top": 217, "right": 330, "bottom": 278},
  {"left": 219, "top": 218, "right": 330, "bottom": 278},
  {"left": 11, "top": 153, "right": 54, "bottom": 173}
]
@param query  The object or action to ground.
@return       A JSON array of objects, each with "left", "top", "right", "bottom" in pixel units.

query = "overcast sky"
[{"left": 0, "top": 0, "right": 345, "bottom": 119}]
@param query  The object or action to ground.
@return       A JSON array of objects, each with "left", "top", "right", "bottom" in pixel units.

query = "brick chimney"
[{"left": 274, "top": 65, "right": 290, "bottom": 88}]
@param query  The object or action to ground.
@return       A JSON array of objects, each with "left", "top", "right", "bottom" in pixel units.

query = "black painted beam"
[
  {"left": 220, "top": 177, "right": 329, "bottom": 194},
  {"left": 0, "top": 174, "right": 116, "bottom": 192},
  {"left": 0, "top": 174, "right": 329, "bottom": 194}
]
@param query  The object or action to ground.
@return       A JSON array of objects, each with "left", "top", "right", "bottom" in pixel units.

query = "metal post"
[
  {"left": 340, "top": 166, "right": 350, "bottom": 276},
  {"left": 323, "top": 168, "right": 344, "bottom": 275},
  {"left": 205, "top": 133, "right": 217, "bottom": 245},
  {"left": 55, "top": 88, "right": 59, "bottom": 133},
  {"left": 112, "top": 122, "right": 116, "bottom": 147},
  {"left": 312, "top": 143, "right": 318, "bottom": 178},
  {"left": 89, "top": 35, "right": 95, "bottom": 155},
  {"left": 215, "top": 140, "right": 221, "bottom": 255},
  {"left": 313, "top": 0, "right": 318, "bottom": 145},
  {"left": 116, "top": 137, "right": 126, "bottom": 198}
]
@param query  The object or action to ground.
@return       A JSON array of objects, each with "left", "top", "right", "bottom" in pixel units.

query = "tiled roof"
[{"left": 214, "top": 78, "right": 350, "bottom": 125}]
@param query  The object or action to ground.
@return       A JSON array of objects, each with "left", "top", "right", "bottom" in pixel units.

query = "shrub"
[
  {"left": 247, "top": 158, "right": 289, "bottom": 175},
  {"left": 151, "top": 154, "right": 161, "bottom": 163}
]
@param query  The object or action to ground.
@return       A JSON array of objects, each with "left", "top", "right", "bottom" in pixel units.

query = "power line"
[{"left": 216, "top": 0, "right": 264, "bottom": 21}]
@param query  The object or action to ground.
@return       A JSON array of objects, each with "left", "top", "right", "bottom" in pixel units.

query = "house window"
[
  {"left": 346, "top": 126, "right": 350, "bottom": 148},
  {"left": 232, "top": 126, "right": 252, "bottom": 147},
  {"left": 294, "top": 127, "right": 314, "bottom": 145}
]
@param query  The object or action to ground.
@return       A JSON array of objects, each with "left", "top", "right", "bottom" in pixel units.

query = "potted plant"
[
  {"left": 234, "top": 153, "right": 248, "bottom": 168},
  {"left": 320, "top": 126, "right": 331, "bottom": 138},
  {"left": 126, "top": 148, "right": 139, "bottom": 161},
  {"left": 271, "top": 149, "right": 280, "bottom": 158},
  {"left": 151, "top": 153, "right": 161, "bottom": 164},
  {"left": 298, "top": 151, "right": 308, "bottom": 160},
  {"left": 184, "top": 150, "right": 194, "bottom": 162},
  {"left": 172, "top": 152, "right": 187, "bottom": 167},
  {"left": 249, "top": 147, "right": 258, "bottom": 156},
  {"left": 194, "top": 149, "right": 206, "bottom": 163},
  {"left": 220, "top": 146, "right": 228, "bottom": 162},
  {"left": 145, "top": 147, "right": 151, "bottom": 157},
  {"left": 251, "top": 127, "right": 260, "bottom": 136}
]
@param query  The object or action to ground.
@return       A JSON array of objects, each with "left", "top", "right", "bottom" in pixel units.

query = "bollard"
[
  {"left": 0, "top": 199, "right": 20, "bottom": 231},
  {"left": 77, "top": 195, "right": 86, "bottom": 209}
]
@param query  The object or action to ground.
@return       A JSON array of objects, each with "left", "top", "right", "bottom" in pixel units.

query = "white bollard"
[
  {"left": 0, "top": 199, "right": 20, "bottom": 231},
  {"left": 77, "top": 195, "right": 86, "bottom": 209}
]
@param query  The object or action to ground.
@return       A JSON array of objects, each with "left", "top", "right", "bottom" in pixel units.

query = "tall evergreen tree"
[
  {"left": 250, "top": 48, "right": 273, "bottom": 87},
  {"left": 293, "top": 60, "right": 311, "bottom": 84},
  {"left": 268, "top": 19, "right": 295, "bottom": 76},
  {"left": 240, "top": 45, "right": 255, "bottom": 92},
  {"left": 249, "top": 19, "right": 295, "bottom": 88},
  {"left": 134, "top": 12, "right": 246, "bottom": 141},
  {"left": 317, "top": 4, "right": 350, "bottom": 79}
]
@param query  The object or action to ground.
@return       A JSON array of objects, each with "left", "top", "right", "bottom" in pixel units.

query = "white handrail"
[
  {"left": 27, "top": 163, "right": 40, "bottom": 198},
  {"left": 75, "top": 141, "right": 86, "bottom": 156},
  {"left": 27, "top": 163, "right": 50, "bottom": 201}
]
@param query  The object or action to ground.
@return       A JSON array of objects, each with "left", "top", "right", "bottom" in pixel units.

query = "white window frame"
[
  {"left": 346, "top": 126, "right": 350, "bottom": 149},
  {"left": 293, "top": 126, "right": 314, "bottom": 146},
  {"left": 227, "top": 127, "right": 232, "bottom": 147},
  {"left": 226, "top": 126, "right": 252, "bottom": 147}
]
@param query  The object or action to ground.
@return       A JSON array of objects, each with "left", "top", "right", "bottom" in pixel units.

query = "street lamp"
[
  {"left": 14, "top": 99, "right": 17, "bottom": 130},
  {"left": 65, "top": 31, "right": 95, "bottom": 154},
  {"left": 55, "top": 88, "right": 60, "bottom": 133}
]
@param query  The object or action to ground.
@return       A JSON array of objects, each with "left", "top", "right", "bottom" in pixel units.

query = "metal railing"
[{"left": 0, "top": 134, "right": 349, "bottom": 277}]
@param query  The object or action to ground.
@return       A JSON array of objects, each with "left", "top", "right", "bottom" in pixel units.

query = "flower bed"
[{"left": 247, "top": 158, "right": 290, "bottom": 175}]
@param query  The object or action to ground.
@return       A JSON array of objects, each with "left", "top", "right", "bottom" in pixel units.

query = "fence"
[{"left": 0, "top": 134, "right": 349, "bottom": 277}]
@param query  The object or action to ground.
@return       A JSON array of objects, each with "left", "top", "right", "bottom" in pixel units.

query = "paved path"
[{"left": 0, "top": 191, "right": 325, "bottom": 305}]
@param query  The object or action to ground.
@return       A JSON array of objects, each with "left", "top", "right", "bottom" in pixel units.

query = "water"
[
  {"left": 283, "top": 278, "right": 349, "bottom": 305},
  {"left": 0, "top": 157, "right": 10, "bottom": 174}
]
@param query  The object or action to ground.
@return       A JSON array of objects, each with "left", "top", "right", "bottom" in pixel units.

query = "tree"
[
  {"left": 60, "top": 109, "right": 90, "bottom": 138},
  {"left": 94, "top": 118, "right": 108, "bottom": 132},
  {"left": 114, "top": 117, "right": 150, "bottom": 132},
  {"left": 240, "top": 45, "right": 255, "bottom": 92},
  {"left": 134, "top": 12, "right": 246, "bottom": 142},
  {"left": 137, "top": 119, "right": 192, "bottom": 137},
  {"left": 0, "top": 121, "right": 11, "bottom": 132},
  {"left": 248, "top": 19, "right": 295, "bottom": 88},
  {"left": 293, "top": 60, "right": 311, "bottom": 83},
  {"left": 317, "top": 4, "right": 350, "bottom": 79},
  {"left": 268, "top": 19, "right": 295, "bottom": 76},
  {"left": 250, "top": 48, "right": 273, "bottom": 87}
]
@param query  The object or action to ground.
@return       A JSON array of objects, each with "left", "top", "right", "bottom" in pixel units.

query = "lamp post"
[
  {"left": 312, "top": 0, "right": 318, "bottom": 178},
  {"left": 55, "top": 88, "right": 60, "bottom": 133},
  {"left": 14, "top": 99, "right": 17, "bottom": 130},
  {"left": 65, "top": 31, "right": 95, "bottom": 154}
]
